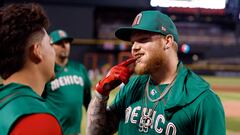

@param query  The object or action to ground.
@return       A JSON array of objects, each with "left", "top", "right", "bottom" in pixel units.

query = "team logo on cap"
[
  {"left": 161, "top": 26, "right": 166, "bottom": 32},
  {"left": 58, "top": 30, "right": 66, "bottom": 38},
  {"left": 132, "top": 13, "right": 142, "bottom": 26}
]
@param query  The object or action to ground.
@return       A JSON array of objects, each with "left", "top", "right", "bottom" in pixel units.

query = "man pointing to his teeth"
[{"left": 87, "top": 10, "right": 225, "bottom": 135}]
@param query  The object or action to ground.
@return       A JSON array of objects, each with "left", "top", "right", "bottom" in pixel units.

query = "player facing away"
[
  {"left": 0, "top": 3, "right": 62, "bottom": 135},
  {"left": 42, "top": 30, "right": 92, "bottom": 135},
  {"left": 86, "top": 10, "right": 226, "bottom": 135}
]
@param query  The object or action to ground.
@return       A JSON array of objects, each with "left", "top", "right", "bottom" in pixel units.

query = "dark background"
[{"left": 2, "top": 0, "right": 240, "bottom": 74}]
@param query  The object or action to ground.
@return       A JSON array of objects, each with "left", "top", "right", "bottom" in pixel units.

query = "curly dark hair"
[{"left": 0, "top": 3, "right": 49, "bottom": 79}]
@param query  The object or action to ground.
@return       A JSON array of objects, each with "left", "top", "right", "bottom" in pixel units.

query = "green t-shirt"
[
  {"left": 43, "top": 60, "right": 91, "bottom": 135},
  {"left": 0, "top": 83, "right": 57, "bottom": 135},
  {"left": 111, "top": 63, "right": 225, "bottom": 135}
]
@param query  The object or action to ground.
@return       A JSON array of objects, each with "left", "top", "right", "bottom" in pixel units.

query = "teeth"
[
  {"left": 135, "top": 54, "right": 143, "bottom": 64},
  {"left": 136, "top": 54, "right": 143, "bottom": 59}
]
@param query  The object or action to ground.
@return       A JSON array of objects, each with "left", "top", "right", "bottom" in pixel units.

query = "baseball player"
[
  {"left": 87, "top": 10, "right": 226, "bottom": 135},
  {"left": 0, "top": 3, "right": 62, "bottom": 135},
  {"left": 42, "top": 30, "right": 92, "bottom": 135}
]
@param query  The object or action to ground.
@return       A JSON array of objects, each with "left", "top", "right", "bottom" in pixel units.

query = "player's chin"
[
  {"left": 49, "top": 73, "right": 56, "bottom": 81},
  {"left": 134, "top": 64, "right": 147, "bottom": 75},
  {"left": 60, "top": 52, "right": 69, "bottom": 58}
]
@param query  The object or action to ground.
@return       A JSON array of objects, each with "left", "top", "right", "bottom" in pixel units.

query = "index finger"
[{"left": 119, "top": 57, "right": 137, "bottom": 66}]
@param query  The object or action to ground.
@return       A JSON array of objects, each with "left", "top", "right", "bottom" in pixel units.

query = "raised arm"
[
  {"left": 87, "top": 93, "right": 119, "bottom": 135},
  {"left": 86, "top": 58, "right": 136, "bottom": 135}
]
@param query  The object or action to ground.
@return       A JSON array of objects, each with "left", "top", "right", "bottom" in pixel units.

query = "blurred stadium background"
[{"left": 1, "top": 0, "right": 240, "bottom": 134}]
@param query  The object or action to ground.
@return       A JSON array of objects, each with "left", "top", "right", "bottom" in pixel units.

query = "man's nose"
[
  {"left": 131, "top": 42, "right": 141, "bottom": 53},
  {"left": 61, "top": 42, "right": 68, "bottom": 48}
]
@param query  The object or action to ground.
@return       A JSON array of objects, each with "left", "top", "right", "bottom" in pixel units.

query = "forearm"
[
  {"left": 86, "top": 58, "right": 136, "bottom": 135},
  {"left": 86, "top": 92, "right": 118, "bottom": 135}
]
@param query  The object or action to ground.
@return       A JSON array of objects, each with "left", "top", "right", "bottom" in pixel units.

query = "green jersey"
[
  {"left": 43, "top": 60, "right": 91, "bottom": 135},
  {"left": 0, "top": 83, "right": 57, "bottom": 135},
  {"left": 111, "top": 63, "right": 225, "bottom": 135}
]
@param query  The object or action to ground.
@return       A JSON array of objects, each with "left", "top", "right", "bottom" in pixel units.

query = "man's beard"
[
  {"left": 134, "top": 62, "right": 147, "bottom": 75},
  {"left": 134, "top": 53, "right": 164, "bottom": 75}
]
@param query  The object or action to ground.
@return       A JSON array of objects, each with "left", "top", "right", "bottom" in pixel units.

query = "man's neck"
[
  {"left": 150, "top": 58, "right": 179, "bottom": 85},
  {"left": 3, "top": 68, "right": 46, "bottom": 96}
]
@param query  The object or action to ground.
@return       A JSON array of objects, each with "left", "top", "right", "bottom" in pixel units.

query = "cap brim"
[
  {"left": 52, "top": 37, "right": 73, "bottom": 44},
  {"left": 64, "top": 37, "right": 73, "bottom": 43},
  {"left": 115, "top": 27, "right": 142, "bottom": 41},
  {"left": 115, "top": 27, "right": 163, "bottom": 41}
]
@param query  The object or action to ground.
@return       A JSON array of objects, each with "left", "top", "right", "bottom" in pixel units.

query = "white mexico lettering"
[
  {"left": 124, "top": 106, "right": 177, "bottom": 134},
  {"left": 50, "top": 75, "right": 84, "bottom": 91},
  {"left": 155, "top": 114, "right": 165, "bottom": 134},
  {"left": 131, "top": 106, "right": 141, "bottom": 124},
  {"left": 125, "top": 106, "right": 132, "bottom": 123},
  {"left": 166, "top": 122, "right": 177, "bottom": 135},
  {"left": 63, "top": 76, "right": 71, "bottom": 85}
]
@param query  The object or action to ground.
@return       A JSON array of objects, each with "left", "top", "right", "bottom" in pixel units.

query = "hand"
[{"left": 96, "top": 57, "right": 136, "bottom": 96}]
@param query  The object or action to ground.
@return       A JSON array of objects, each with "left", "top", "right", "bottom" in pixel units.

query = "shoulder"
[
  {"left": 198, "top": 89, "right": 223, "bottom": 107},
  {"left": 185, "top": 69, "right": 221, "bottom": 105},
  {"left": 185, "top": 88, "right": 224, "bottom": 117},
  {"left": 10, "top": 114, "right": 62, "bottom": 135},
  {"left": 0, "top": 84, "right": 59, "bottom": 135},
  {"left": 0, "top": 85, "right": 48, "bottom": 112},
  {"left": 180, "top": 88, "right": 224, "bottom": 124}
]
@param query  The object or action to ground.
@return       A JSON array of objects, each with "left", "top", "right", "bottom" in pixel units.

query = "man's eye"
[{"left": 138, "top": 38, "right": 149, "bottom": 43}]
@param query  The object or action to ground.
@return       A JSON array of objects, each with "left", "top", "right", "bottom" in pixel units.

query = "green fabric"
[
  {"left": 115, "top": 10, "right": 179, "bottom": 43},
  {"left": 43, "top": 60, "right": 91, "bottom": 135},
  {"left": 110, "top": 62, "right": 225, "bottom": 135},
  {"left": 0, "top": 83, "right": 56, "bottom": 135},
  {"left": 50, "top": 29, "right": 73, "bottom": 44}
]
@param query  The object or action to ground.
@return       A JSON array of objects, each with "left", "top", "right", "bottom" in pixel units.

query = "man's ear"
[
  {"left": 164, "top": 34, "right": 174, "bottom": 50},
  {"left": 29, "top": 43, "right": 42, "bottom": 63}
]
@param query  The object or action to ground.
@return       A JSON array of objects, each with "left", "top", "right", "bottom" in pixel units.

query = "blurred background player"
[
  {"left": 87, "top": 10, "right": 226, "bottom": 135},
  {"left": 0, "top": 3, "right": 62, "bottom": 135},
  {"left": 42, "top": 29, "right": 92, "bottom": 135}
]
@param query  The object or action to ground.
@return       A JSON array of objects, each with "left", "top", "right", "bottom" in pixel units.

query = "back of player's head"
[{"left": 0, "top": 3, "right": 49, "bottom": 79}]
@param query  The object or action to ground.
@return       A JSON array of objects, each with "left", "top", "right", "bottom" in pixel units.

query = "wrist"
[
  {"left": 95, "top": 91, "right": 109, "bottom": 101},
  {"left": 95, "top": 82, "right": 110, "bottom": 96}
]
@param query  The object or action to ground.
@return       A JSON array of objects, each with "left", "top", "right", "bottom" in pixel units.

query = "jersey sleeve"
[
  {"left": 194, "top": 92, "right": 226, "bottom": 135},
  {"left": 79, "top": 64, "right": 92, "bottom": 110},
  {"left": 10, "top": 113, "right": 62, "bottom": 135}
]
